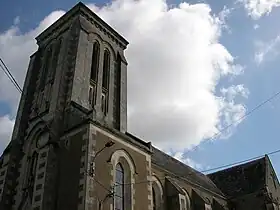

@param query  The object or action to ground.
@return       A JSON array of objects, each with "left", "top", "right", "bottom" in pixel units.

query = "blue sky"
[{"left": 1, "top": 0, "right": 280, "bottom": 176}]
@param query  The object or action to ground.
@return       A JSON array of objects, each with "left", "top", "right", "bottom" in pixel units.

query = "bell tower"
[
  {"left": 0, "top": 2, "right": 129, "bottom": 210},
  {"left": 33, "top": 2, "right": 129, "bottom": 133}
]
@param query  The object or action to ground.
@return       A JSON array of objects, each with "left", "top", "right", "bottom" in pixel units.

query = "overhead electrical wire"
[{"left": 1, "top": 56, "right": 280, "bottom": 191}]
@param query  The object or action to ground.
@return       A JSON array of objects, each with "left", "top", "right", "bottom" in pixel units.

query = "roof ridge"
[{"left": 207, "top": 156, "right": 266, "bottom": 175}]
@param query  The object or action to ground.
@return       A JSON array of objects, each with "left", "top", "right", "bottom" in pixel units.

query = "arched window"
[
  {"left": 50, "top": 38, "right": 62, "bottom": 82},
  {"left": 101, "top": 49, "right": 110, "bottom": 114},
  {"left": 152, "top": 188, "right": 156, "bottom": 210},
  {"left": 90, "top": 42, "right": 100, "bottom": 82},
  {"left": 180, "top": 189, "right": 191, "bottom": 210},
  {"left": 152, "top": 176, "right": 163, "bottom": 210},
  {"left": 111, "top": 150, "right": 135, "bottom": 210},
  {"left": 89, "top": 42, "right": 100, "bottom": 107},
  {"left": 102, "top": 49, "right": 110, "bottom": 90},
  {"left": 115, "top": 163, "right": 124, "bottom": 210},
  {"left": 26, "top": 151, "right": 38, "bottom": 199},
  {"left": 40, "top": 47, "right": 52, "bottom": 89}
]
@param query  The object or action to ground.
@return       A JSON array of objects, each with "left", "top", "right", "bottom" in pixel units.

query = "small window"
[
  {"left": 37, "top": 172, "right": 44, "bottom": 180},
  {"left": 89, "top": 84, "right": 96, "bottom": 107},
  {"left": 40, "top": 152, "right": 47, "bottom": 158},
  {"left": 205, "top": 204, "right": 212, "bottom": 210},
  {"left": 101, "top": 91, "right": 108, "bottom": 114},
  {"left": 78, "top": 196, "right": 83, "bottom": 204},
  {"left": 36, "top": 184, "right": 42, "bottom": 191},
  {"left": 38, "top": 162, "right": 46, "bottom": 170},
  {"left": 179, "top": 194, "right": 187, "bottom": 210},
  {"left": 34, "top": 195, "right": 41, "bottom": 202},
  {"left": 0, "top": 171, "right": 5, "bottom": 176}
]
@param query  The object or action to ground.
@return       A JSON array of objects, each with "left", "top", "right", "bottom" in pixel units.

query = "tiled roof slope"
[
  {"left": 207, "top": 157, "right": 266, "bottom": 198},
  {"left": 151, "top": 147, "right": 224, "bottom": 196}
]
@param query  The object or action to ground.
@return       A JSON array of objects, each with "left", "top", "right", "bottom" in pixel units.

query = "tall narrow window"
[
  {"left": 28, "top": 152, "right": 38, "bottom": 198},
  {"left": 102, "top": 50, "right": 110, "bottom": 90},
  {"left": 50, "top": 38, "right": 62, "bottom": 82},
  {"left": 40, "top": 47, "right": 52, "bottom": 89},
  {"left": 90, "top": 42, "right": 100, "bottom": 82},
  {"left": 89, "top": 85, "right": 96, "bottom": 107},
  {"left": 115, "top": 163, "right": 124, "bottom": 210},
  {"left": 180, "top": 197, "right": 186, "bottom": 210},
  {"left": 101, "top": 50, "right": 110, "bottom": 114},
  {"left": 101, "top": 92, "right": 107, "bottom": 113},
  {"left": 152, "top": 178, "right": 163, "bottom": 210},
  {"left": 153, "top": 188, "right": 156, "bottom": 210},
  {"left": 89, "top": 42, "right": 100, "bottom": 107}
]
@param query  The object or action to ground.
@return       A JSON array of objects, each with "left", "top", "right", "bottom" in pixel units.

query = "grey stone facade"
[{"left": 0, "top": 2, "right": 279, "bottom": 210}]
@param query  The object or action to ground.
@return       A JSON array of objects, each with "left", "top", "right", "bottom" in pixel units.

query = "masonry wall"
[
  {"left": 89, "top": 124, "right": 151, "bottom": 210},
  {"left": 229, "top": 191, "right": 266, "bottom": 210},
  {"left": 152, "top": 164, "right": 229, "bottom": 210},
  {"left": 56, "top": 127, "right": 88, "bottom": 210}
]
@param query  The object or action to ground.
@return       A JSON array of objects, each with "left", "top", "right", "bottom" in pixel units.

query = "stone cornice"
[{"left": 36, "top": 2, "right": 129, "bottom": 49}]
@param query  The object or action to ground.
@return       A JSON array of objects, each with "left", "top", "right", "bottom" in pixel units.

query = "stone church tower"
[{"left": 0, "top": 2, "right": 136, "bottom": 210}]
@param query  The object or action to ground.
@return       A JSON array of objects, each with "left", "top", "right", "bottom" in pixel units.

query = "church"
[{"left": 0, "top": 2, "right": 280, "bottom": 210}]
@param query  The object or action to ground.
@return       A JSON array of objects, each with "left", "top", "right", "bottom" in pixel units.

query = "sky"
[{"left": 1, "top": 0, "right": 280, "bottom": 176}]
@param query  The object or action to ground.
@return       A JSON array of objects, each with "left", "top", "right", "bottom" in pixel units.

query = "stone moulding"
[{"left": 36, "top": 2, "right": 128, "bottom": 49}]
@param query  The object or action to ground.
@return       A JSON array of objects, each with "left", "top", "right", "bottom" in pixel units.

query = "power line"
[
  {"left": 209, "top": 89, "right": 280, "bottom": 141},
  {"left": 3, "top": 54, "right": 280, "bottom": 144},
  {"left": 112, "top": 148, "right": 280, "bottom": 189},
  {"left": 0, "top": 57, "right": 59, "bottom": 137},
  {"left": 182, "top": 87, "right": 280, "bottom": 157},
  {"left": 0, "top": 59, "right": 22, "bottom": 93},
  {"left": 2, "top": 56, "right": 280, "bottom": 192},
  {"left": 0, "top": 56, "right": 114, "bottom": 194}
]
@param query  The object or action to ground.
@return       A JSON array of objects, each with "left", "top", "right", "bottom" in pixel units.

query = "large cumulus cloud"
[{"left": 0, "top": 0, "right": 247, "bottom": 153}]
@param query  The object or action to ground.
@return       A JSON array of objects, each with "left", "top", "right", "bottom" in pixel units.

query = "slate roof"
[
  {"left": 207, "top": 157, "right": 267, "bottom": 198},
  {"left": 151, "top": 147, "right": 224, "bottom": 196}
]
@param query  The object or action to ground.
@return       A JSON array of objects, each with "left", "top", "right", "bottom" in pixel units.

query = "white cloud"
[
  {"left": 221, "top": 84, "right": 249, "bottom": 101},
  {"left": 0, "top": 11, "right": 65, "bottom": 113},
  {"left": 254, "top": 35, "right": 280, "bottom": 65},
  {"left": 0, "top": 0, "right": 247, "bottom": 154},
  {"left": 239, "top": 0, "right": 280, "bottom": 19},
  {"left": 0, "top": 116, "right": 14, "bottom": 151},
  {"left": 172, "top": 151, "right": 205, "bottom": 170}
]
